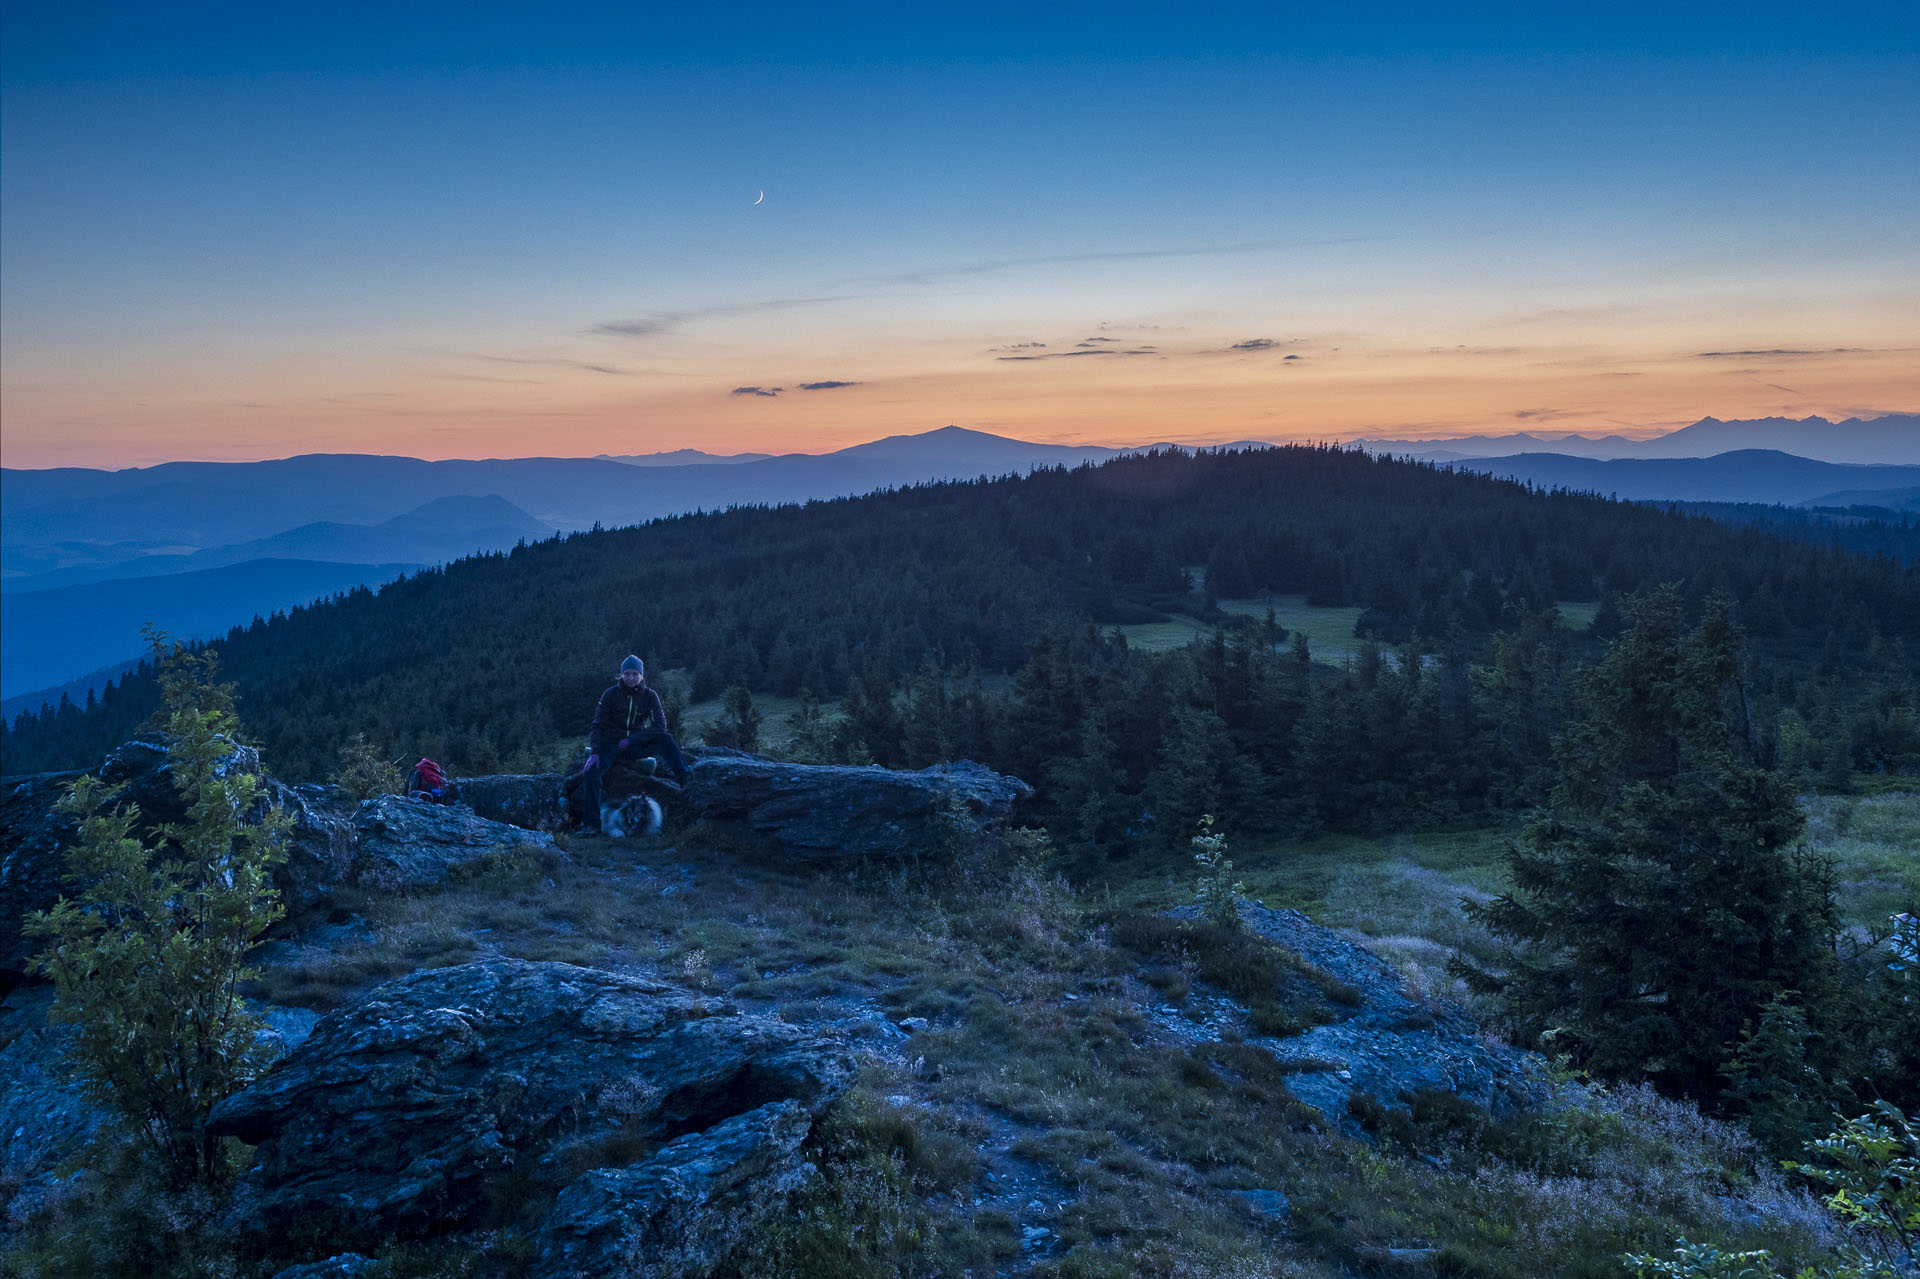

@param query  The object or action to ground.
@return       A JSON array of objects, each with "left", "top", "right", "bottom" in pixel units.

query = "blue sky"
[{"left": 4, "top": 2, "right": 1916, "bottom": 464}]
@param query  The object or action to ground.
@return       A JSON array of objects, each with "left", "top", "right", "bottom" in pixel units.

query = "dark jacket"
[{"left": 590, "top": 682, "right": 667, "bottom": 753}]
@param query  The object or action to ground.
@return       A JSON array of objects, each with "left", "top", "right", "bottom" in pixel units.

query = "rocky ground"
[{"left": 0, "top": 741, "right": 1844, "bottom": 1278}]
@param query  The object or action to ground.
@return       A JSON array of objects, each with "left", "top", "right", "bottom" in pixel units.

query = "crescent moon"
[{"left": 753, "top": 190, "right": 764, "bottom": 205}]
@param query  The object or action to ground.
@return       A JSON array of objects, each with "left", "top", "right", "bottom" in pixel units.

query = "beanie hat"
[{"left": 621, "top": 655, "right": 644, "bottom": 674}]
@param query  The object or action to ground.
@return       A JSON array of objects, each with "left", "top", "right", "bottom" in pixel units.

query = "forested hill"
[{"left": 5, "top": 445, "right": 1915, "bottom": 780}]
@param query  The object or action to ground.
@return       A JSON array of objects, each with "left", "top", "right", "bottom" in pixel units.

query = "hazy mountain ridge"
[
  {"left": 0, "top": 559, "right": 422, "bottom": 704},
  {"left": 1444, "top": 449, "right": 1920, "bottom": 505},
  {"left": 1, "top": 495, "right": 551, "bottom": 595},
  {"left": 1355, "top": 412, "right": 1919, "bottom": 465}
]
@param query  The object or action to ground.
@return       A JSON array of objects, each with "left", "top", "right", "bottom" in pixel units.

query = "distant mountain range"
[
  {"left": 4, "top": 418, "right": 1918, "bottom": 709},
  {"left": 0, "top": 559, "right": 420, "bottom": 706},
  {"left": 1353, "top": 413, "right": 1918, "bottom": 465},
  {"left": 0, "top": 428, "right": 1155, "bottom": 703},
  {"left": 0, "top": 427, "right": 1142, "bottom": 567},
  {"left": 1443, "top": 450, "right": 1920, "bottom": 506},
  {"left": 1, "top": 495, "right": 552, "bottom": 594}
]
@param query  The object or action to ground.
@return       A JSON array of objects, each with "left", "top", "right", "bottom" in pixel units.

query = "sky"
[{"left": 3, "top": 2, "right": 1917, "bottom": 468}]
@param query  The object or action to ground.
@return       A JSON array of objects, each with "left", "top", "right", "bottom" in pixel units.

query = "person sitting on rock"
[{"left": 579, "top": 656, "right": 688, "bottom": 830}]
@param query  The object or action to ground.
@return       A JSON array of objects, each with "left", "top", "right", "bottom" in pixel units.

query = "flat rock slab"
[
  {"left": 686, "top": 752, "right": 1032, "bottom": 860},
  {"left": 209, "top": 959, "right": 852, "bottom": 1248},
  {"left": 449, "top": 772, "right": 570, "bottom": 832},
  {"left": 350, "top": 793, "right": 558, "bottom": 889},
  {"left": 1180, "top": 902, "right": 1544, "bottom": 1125}
]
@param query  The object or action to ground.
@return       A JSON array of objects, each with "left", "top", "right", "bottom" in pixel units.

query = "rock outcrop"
[
  {"left": 0, "top": 989, "right": 110, "bottom": 1223},
  {"left": 534, "top": 1100, "right": 816, "bottom": 1279},
  {"left": 686, "top": 751, "right": 1032, "bottom": 861},
  {"left": 209, "top": 959, "right": 853, "bottom": 1264},
  {"left": 0, "top": 770, "right": 84, "bottom": 993},
  {"left": 449, "top": 772, "right": 571, "bottom": 832},
  {"left": 2, "top": 739, "right": 356, "bottom": 989},
  {"left": 349, "top": 794, "right": 558, "bottom": 890},
  {"left": 1223, "top": 902, "right": 1544, "bottom": 1123}
]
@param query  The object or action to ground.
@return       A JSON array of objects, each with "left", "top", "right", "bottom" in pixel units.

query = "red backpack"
[{"left": 409, "top": 757, "right": 447, "bottom": 797}]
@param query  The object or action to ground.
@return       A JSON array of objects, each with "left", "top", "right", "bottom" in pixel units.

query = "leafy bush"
[
  {"left": 1788, "top": 1101, "right": 1919, "bottom": 1268},
  {"left": 24, "top": 638, "right": 287, "bottom": 1186},
  {"left": 332, "top": 730, "right": 401, "bottom": 800}
]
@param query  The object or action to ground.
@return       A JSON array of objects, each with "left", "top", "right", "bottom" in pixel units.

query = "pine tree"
[{"left": 1462, "top": 588, "right": 1840, "bottom": 1101}]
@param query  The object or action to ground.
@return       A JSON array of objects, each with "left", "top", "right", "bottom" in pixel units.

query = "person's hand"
[
  {"left": 585, "top": 753, "right": 601, "bottom": 771},
  {"left": 618, "top": 737, "right": 630, "bottom": 750}
]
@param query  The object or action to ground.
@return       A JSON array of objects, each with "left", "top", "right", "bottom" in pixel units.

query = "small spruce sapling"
[
  {"left": 1192, "top": 814, "right": 1244, "bottom": 930},
  {"left": 25, "top": 637, "right": 288, "bottom": 1186}
]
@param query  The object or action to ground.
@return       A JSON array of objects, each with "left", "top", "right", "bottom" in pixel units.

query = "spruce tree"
[{"left": 1463, "top": 587, "right": 1840, "bottom": 1101}]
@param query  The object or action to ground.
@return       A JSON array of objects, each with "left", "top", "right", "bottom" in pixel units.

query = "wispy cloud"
[
  {"left": 731, "top": 385, "right": 782, "bottom": 397},
  {"left": 840, "top": 237, "right": 1378, "bottom": 291},
  {"left": 593, "top": 294, "right": 848, "bottom": 339},
  {"left": 1693, "top": 347, "right": 1866, "bottom": 359},
  {"left": 798, "top": 380, "right": 861, "bottom": 390},
  {"left": 471, "top": 353, "right": 633, "bottom": 376},
  {"left": 1511, "top": 407, "right": 1582, "bottom": 422},
  {"left": 996, "top": 346, "right": 1157, "bottom": 362}
]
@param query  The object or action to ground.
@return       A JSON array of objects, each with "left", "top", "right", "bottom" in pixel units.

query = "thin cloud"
[
  {"left": 471, "top": 353, "right": 632, "bottom": 376},
  {"left": 997, "top": 347, "right": 1157, "bottom": 362},
  {"left": 593, "top": 294, "right": 848, "bottom": 339},
  {"left": 798, "top": 380, "right": 861, "bottom": 390},
  {"left": 1512, "top": 407, "right": 1581, "bottom": 422},
  {"left": 990, "top": 342, "right": 1047, "bottom": 352},
  {"left": 841, "top": 237, "right": 1380, "bottom": 290},
  {"left": 1693, "top": 347, "right": 1866, "bottom": 359},
  {"left": 731, "top": 385, "right": 782, "bottom": 397}
]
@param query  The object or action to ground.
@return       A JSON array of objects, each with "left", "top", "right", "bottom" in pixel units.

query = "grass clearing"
[
  {"left": 1803, "top": 789, "right": 1920, "bottom": 932},
  {"left": 1115, "top": 596, "right": 1367, "bottom": 665},
  {"left": 1555, "top": 600, "right": 1601, "bottom": 631}
]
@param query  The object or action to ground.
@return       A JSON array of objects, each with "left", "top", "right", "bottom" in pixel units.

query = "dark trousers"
[{"left": 580, "top": 731, "right": 688, "bottom": 818}]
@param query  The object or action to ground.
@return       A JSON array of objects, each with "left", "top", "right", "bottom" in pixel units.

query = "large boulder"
[
  {"left": 0, "top": 989, "right": 112, "bottom": 1226},
  {"left": 267, "top": 781, "right": 358, "bottom": 916},
  {"left": 349, "top": 794, "right": 558, "bottom": 890},
  {"left": 208, "top": 959, "right": 852, "bottom": 1256},
  {"left": 0, "top": 740, "right": 198, "bottom": 989},
  {"left": 0, "top": 770, "right": 85, "bottom": 993},
  {"left": 686, "top": 751, "right": 1032, "bottom": 861},
  {"left": 448, "top": 772, "right": 570, "bottom": 831},
  {"left": 2, "top": 739, "right": 355, "bottom": 991},
  {"left": 534, "top": 1100, "right": 815, "bottom": 1279}
]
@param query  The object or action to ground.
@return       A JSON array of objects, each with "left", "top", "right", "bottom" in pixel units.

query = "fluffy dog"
[{"left": 600, "top": 794, "right": 662, "bottom": 839}]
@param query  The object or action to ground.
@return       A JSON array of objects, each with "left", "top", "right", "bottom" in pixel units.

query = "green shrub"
[
  {"left": 332, "top": 731, "right": 401, "bottom": 800},
  {"left": 1788, "top": 1101, "right": 1919, "bottom": 1268},
  {"left": 24, "top": 636, "right": 287, "bottom": 1186}
]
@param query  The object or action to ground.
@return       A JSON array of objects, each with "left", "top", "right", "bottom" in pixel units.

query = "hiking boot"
[{"left": 638, "top": 756, "right": 658, "bottom": 776}]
